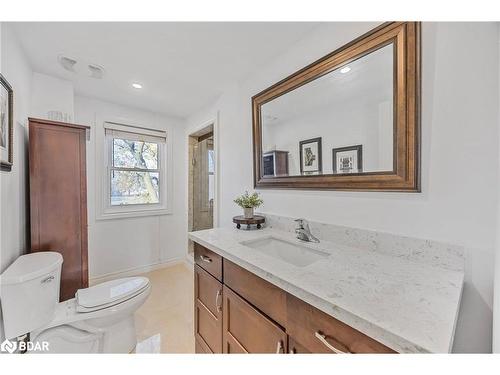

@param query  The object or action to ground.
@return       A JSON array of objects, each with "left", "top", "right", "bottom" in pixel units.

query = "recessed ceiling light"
[
  {"left": 340, "top": 66, "right": 351, "bottom": 74},
  {"left": 132, "top": 83, "right": 143, "bottom": 89}
]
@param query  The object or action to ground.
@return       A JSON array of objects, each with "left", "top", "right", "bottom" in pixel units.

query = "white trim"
[
  {"left": 96, "top": 208, "right": 171, "bottom": 220},
  {"left": 213, "top": 112, "right": 221, "bottom": 228},
  {"left": 104, "top": 121, "right": 167, "bottom": 139},
  {"left": 95, "top": 115, "right": 174, "bottom": 220},
  {"left": 89, "top": 257, "right": 191, "bottom": 285}
]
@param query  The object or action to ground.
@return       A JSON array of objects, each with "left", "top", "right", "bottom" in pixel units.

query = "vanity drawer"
[
  {"left": 223, "top": 285, "right": 287, "bottom": 353},
  {"left": 194, "top": 265, "right": 222, "bottom": 353},
  {"left": 194, "top": 242, "right": 222, "bottom": 281},
  {"left": 223, "top": 260, "right": 287, "bottom": 328},
  {"left": 286, "top": 294, "right": 395, "bottom": 353}
]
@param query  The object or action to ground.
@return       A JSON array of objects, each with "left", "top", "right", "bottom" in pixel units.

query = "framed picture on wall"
[
  {"left": 299, "top": 137, "right": 322, "bottom": 175},
  {"left": 1, "top": 74, "right": 14, "bottom": 171},
  {"left": 332, "top": 145, "right": 363, "bottom": 174}
]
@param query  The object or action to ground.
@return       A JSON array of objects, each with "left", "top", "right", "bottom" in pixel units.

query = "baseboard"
[{"left": 89, "top": 257, "right": 189, "bottom": 285}]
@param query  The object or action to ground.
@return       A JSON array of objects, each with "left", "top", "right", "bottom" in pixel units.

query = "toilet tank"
[{"left": 0, "top": 252, "right": 63, "bottom": 339}]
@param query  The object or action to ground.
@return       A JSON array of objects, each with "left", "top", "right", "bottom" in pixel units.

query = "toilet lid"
[{"left": 76, "top": 277, "right": 149, "bottom": 309}]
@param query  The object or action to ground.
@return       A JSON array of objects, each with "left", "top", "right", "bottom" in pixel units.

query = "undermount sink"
[{"left": 240, "top": 236, "right": 330, "bottom": 267}]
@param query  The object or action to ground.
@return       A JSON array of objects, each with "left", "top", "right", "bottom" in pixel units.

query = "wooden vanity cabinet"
[
  {"left": 288, "top": 337, "right": 311, "bottom": 354},
  {"left": 223, "top": 260, "right": 287, "bottom": 327},
  {"left": 194, "top": 265, "right": 223, "bottom": 353},
  {"left": 193, "top": 242, "right": 395, "bottom": 354},
  {"left": 286, "top": 294, "right": 395, "bottom": 354},
  {"left": 223, "top": 286, "right": 287, "bottom": 353},
  {"left": 194, "top": 242, "right": 222, "bottom": 281}
]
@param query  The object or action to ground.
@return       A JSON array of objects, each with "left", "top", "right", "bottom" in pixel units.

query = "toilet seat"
[
  {"left": 75, "top": 277, "right": 150, "bottom": 312},
  {"left": 31, "top": 282, "right": 151, "bottom": 353}
]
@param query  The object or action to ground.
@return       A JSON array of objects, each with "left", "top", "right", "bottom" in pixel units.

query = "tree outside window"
[{"left": 110, "top": 138, "right": 160, "bottom": 205}]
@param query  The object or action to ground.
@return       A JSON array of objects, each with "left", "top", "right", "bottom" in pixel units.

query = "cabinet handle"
[
  {"left": 276, "top": 340, "right": 283, "bottom": 354},
  {"left": 314, "top": 331, "right": 350, "bottom": 354},
  {"left": 200, "top": 255, "right": 212, "bottom": 263},
  {"left": 215, "top": 289, "right": 222, "bottom": 312}
]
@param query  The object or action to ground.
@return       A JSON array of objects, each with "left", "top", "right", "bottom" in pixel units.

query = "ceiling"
[{"left": 10, "top": 22, "right": 319, "bottom": 118}]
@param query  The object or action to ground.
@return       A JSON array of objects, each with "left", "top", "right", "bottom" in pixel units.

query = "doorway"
[{"left": 188, "top": 124, "right": 215, "bottom": 253}]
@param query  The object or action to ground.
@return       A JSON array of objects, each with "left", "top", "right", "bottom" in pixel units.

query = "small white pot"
[{"left": 244, "top": 207, "right": 254, "bottom": 219}]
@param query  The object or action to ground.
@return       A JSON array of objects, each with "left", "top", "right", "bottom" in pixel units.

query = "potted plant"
[{"left": 234, "top": 191, "right": 263, "bottom": 219}]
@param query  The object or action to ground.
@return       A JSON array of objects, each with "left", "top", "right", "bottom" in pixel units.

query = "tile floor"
[{"left": 134, "top": 262, "right": 195, "bottom": 353}]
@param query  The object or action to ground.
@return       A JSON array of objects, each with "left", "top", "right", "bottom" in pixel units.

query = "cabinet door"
[
  {"left": 194, "top": 265, "right": 223, "bottom": 353},
  {"left": 223, "top": 286, "right": 287, "bottom": 354},
  {"left": 288, "top": 337, "right": 311, "bottom": 354}
]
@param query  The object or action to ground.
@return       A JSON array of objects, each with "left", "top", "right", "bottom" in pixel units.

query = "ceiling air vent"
[
  {"left": 58, "top": 55, "right": 77, "bottom": 72},
  {"left": 88, "top": 64, "right": 105, "bottom": 79}
]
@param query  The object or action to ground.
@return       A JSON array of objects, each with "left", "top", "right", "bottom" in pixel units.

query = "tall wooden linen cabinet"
[{"left": 29, "top": 118, "right": 90, "bottom": 301}]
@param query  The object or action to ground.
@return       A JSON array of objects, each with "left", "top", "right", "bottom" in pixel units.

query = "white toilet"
[{"left": 0, "top": 252, "right": 151, "bottom": 353}]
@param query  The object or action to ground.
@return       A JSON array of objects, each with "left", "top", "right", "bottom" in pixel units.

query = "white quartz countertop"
[{"left": 188, "top": 227, "right": 464, "bottom": 353}]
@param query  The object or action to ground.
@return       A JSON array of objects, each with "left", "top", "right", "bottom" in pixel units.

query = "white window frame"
[{"left": 97, "top": 120, "right": 173, "bottom": 220}]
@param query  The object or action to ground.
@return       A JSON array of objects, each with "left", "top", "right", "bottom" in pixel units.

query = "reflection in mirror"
[{"left": 261, "top": 43, "right": 394, "bottom": 176}]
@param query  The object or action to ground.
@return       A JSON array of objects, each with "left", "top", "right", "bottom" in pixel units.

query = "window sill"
[{"left": 96, "top": 207, "right": 172, "bottom": 221}]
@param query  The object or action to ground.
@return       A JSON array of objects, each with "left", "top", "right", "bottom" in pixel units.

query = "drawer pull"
[
  {"left": 314, "top": 331, "right": 350, "bottom": 354},
  {"left": 215, "top": 289, "right": 222, "bottom": 312},
  {"left": 276, "top": 340, "right": 283, "bottom": 354},
  {"left": 200, "top": 255, "right": 212, "bottom": 263}
]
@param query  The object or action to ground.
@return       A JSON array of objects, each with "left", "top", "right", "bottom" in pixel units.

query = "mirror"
[
  {"left": 262, "top": 44, "right": 393, "bottom": 176},
  {"left": 253, "top": 22, "right": 420, "bottom": 191}
]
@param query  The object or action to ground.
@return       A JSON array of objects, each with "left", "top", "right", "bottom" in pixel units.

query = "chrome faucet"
[{"left": 294, "top": 218, "right": 320, "bottom": 243}]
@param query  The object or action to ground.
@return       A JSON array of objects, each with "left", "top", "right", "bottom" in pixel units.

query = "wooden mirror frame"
[{"left": 252, "top": 22, "right": 420, "bottom": 192}]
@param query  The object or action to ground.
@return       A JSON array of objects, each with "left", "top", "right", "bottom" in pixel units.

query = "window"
[
  {"left": 100, "top": 122, "right": 171, "bottom": 219},
  {"left": 111, "top": 138, "right": 160, "bottom": 205}
]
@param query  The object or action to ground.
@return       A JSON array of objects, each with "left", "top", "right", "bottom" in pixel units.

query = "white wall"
[
  {"left": 186, "top": 22, "right": 499, "bottom": 353},
  {"left": 0, "top": 23, "right": 33, "bottom": 341},
  {"left": 31, "top": 72, "right": 74, "bottom": 121},
  {"left": 74, "top": 96, "right": 188, "bottom": 279}
]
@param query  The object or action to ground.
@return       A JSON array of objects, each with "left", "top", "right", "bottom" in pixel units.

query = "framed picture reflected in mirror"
[
  {"left": 332, "top": 145, "right": 363, "bottom": 174},
  {"left": 299, "top": 137, "right": 322, "bottom": 175}
]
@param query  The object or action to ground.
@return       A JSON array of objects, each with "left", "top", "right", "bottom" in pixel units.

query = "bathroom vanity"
[{"left": 189, "top": 224, "right": 464, "bottom": 354}]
